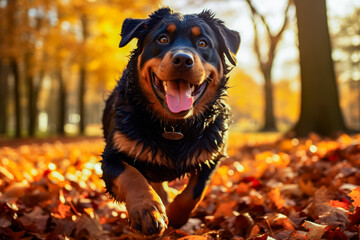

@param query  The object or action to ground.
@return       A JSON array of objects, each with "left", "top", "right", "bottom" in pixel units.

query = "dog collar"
[{"left": 162, "top": 126, "right": 184, "bottom": 140}]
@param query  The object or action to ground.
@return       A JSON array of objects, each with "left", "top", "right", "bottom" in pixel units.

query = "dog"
[{"left": 101, "top": 7, "right": 240, "bottom": 236}]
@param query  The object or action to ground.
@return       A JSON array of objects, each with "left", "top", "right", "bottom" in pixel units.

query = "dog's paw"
[{"left": 127, "top": 199, "right": 168, "bottom": 236}]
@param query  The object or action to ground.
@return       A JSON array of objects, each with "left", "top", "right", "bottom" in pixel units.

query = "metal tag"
[{"left": 162, "top": 131, "right": 184, "bottom": 140}]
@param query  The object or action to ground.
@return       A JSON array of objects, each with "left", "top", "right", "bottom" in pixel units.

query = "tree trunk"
[
  {"left": 25, "top": 53, "right": 37, "bottom": 137},
  {"left": 11, "top": 59, "right": 22, "bottom": 138},
  {"left": 0, "top": 62, "right": 9, "bottom": 135},
  {"left": 57, "top": 68, "right": 66, "bottom": 135},
  {"left": 79, "top": 66, "right": 86, "bottom": 135},
  {"left": 246, "top": 0, "right": 291, "bottom": 132},
  {"left": 79, "top": 14, "right": 88, "bottom": 135},
  {"left": 293, "top": 0, "right": 346, "bottom": 137},
  {"left": 262, "top": 68, "right": 277, "bottom": 131}
]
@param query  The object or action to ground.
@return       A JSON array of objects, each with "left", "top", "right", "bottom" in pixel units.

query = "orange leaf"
[
  {"left": 329, "top": 200, "right": 349, "bottom": 210},
  {"left": 268, "top": 187, "right": 284, "bottom": 209},
  {"left": 236, "top": 182, "right": 250, "bottom": 194},
  {"left": 348, "top": 187, "right": 360, "bottom": 207},
  {"left": 54, "top": 203, "right": 71, "bottom": 219},
  {"left": 298, "top": 177, "right": 316, "bottom": 196},
  {"left": 213, "top": 201, "right": 237, "bottom": 218}
]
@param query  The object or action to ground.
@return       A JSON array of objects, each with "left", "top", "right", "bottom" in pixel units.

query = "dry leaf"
[
  {"left": 267, "top": 187, "right": 285, "bottom": 209},
  {"left": 348, "top": 187, "right": 360, "bottom": 207},
  {"left": 302, "top": 221, "right": 327, "bottom": 240},
  {"left": 1, "top": 134, "right": 360, "bottom": 239},
  {"left": 298, "top": 177, "right": 316, "bottom": 196},
  {"left": 213, "top": 201, "right": 237, "bottom": 218}
]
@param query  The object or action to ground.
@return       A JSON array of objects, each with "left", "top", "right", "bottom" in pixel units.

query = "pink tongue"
[{"left": 165, "top": 80, "right": 193, "bottom": 113}]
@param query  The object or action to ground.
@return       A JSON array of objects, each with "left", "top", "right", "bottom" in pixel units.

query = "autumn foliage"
[{"left": 1, "top": 134, "right": 360, "bottom": 239}]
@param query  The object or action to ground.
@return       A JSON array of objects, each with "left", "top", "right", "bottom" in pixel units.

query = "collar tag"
[{"left": 162, "top": 126, "right": 184, "bottom": 140}]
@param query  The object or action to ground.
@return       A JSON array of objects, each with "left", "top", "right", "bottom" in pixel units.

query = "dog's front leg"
[
  {"left": 166, "top": 162, "right": 220, "bottom": 227},
  {"left": 102, "top": 150, "right": 168, "bottom": 236}
]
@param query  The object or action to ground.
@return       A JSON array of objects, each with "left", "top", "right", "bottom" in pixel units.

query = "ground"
[{"left": 0, "top": 133, "right": 360, "bottom": 239}]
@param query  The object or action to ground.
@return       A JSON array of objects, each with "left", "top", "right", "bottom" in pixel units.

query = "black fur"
[{"left": 102, "top": 7, "right": 239, "bottom": 197}]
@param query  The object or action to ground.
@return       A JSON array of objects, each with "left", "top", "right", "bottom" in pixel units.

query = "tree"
[
  {"left": 245, "top": 0, "right": 293, "bottom": 132},
  {"left": 293, "top": 0, "right": 346, "bottom": 137},
  {"left": 6, "top": 0, "right": 22, "bottom": 138},
  {"left": 331, "top": 8, "right": 360, "bottom": 129},
  {"left": 0, "top": 62, "right": 9, "bottom": 135},
  {"left": 0, "top": 0, "right": 160, "bottom": 137}
]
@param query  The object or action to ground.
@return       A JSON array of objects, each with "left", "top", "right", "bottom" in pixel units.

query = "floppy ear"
[
  {"left": 119, "top": 18, "right": 147, "bottom": 48},
  {"left": 217, "top": 26, "right": 240, "bottom": 66}
]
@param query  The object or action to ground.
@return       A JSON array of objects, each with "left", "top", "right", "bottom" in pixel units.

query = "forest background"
[{"left": 1, "top": 0, "right": 359, "bottom": 139}]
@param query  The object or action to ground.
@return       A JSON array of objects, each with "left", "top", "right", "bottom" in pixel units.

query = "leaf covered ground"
[{"left": 1, "top": 133, "right": 360, "bottom": 240}]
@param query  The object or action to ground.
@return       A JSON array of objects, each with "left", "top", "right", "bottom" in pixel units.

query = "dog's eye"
[
  {"left": 198, "top": 40, "right": 208, "bottom": 48},
  {"left": 158, "top": 35, "right": 169, "bottom": 44}
]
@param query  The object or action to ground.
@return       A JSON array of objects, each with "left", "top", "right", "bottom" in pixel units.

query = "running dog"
[{"left": 101, "top": 7, "right": 240, "bottom": 236}]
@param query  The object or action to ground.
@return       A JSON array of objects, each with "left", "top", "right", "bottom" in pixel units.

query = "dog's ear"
[
  {"left": 198, "top": 10, "right": 240, "bottom": 66},
  {"left": 119, "top": 18, "right": 147, "bottom": 48},
  {"left": 217, "top": 26, "right": 240, "bottom": 66}
]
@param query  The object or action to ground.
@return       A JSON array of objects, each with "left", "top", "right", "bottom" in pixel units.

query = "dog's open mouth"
[{"left": 150, "top": 70, "right": 210, "bottom": 113}]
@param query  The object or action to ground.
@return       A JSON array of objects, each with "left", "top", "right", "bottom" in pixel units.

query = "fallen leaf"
[
  {"left": 213, "top": 201, "right": 237, "bottom": 218},
  {"left": 267, "top": 188, "right": 285, "bottom": 209},
  {"left": 323, "top": 227, "right": 348, "bottom": 240},
  {"left": 298, "top": 177, "right": 316, "bottom": 196},
  {"left": 348, "top": 187, "right": 360, "bottom": 207},
  {"left": 268, "top": 213, "right": 294, "bottom": 230},
  {"left": 348, "top": 206, "right": 360, "bottom": 226},
  {"left": 302, "top": 221, "right": 327, "bottom": 240},
  {"left": 178, "top": 236, "right": 207, "bottom": 240}
]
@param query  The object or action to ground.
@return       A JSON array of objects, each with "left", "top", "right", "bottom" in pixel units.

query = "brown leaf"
[
  {"left": 232, "top": 212, "right": 254, "bottom": 236},
  {"left": 178, "top": 236, "right": 207, "bottom": 240},
  {"left": 18, "top": 207, "right": 49, "bottom": 232},
  {"left": 75, "top": 214, "right": 107, "bottom": 240},
  {"left": 0, "top": 215, "right": 12, "bottom": 228},
  {"left": 302, "top": 221, "right": 327, "bottom": 240},
  {"left": 323, "top": 227, "right": 348, "bottom": 240},
  {"left": 268, "top": 213, "right": 295, "bottom": 230},
  {"left": 213, "top": 201, "right": 237, "bottom": 218}
]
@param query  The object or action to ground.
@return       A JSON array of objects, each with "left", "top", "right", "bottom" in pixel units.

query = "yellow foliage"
[{"left": 227, "top": 67, "right": 263, "bottom": 130}]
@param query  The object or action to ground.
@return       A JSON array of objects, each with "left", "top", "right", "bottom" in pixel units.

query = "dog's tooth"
[{"left": 163, "top": 81, "right": 167, "bottom": 92}]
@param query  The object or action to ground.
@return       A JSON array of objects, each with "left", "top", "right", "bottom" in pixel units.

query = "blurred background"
[{"left": 0, "top": 0, "right": 359, "bottom": 138}]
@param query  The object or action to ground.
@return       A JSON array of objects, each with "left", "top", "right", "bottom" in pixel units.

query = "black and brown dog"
[{"left": 101, "top": 7, "right": 240, "bottom": 236}]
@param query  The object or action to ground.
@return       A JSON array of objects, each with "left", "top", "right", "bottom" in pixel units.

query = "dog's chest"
[{"left": 113, "top": 130, "right": 224, "bottom": 171}]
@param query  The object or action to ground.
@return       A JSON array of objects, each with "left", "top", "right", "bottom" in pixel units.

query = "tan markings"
[
  {"left": 193, "top": 61, "right": 223, "bottom": 116},
  {"left": 191, "top": 26, "right": 201, "bottom": 37},
  {"left": 112, "top": 162, "right": 168, "bottom": 235},
  {"left": 137, "top": 49, "right": 223, "bottom": 120},
  {"left": 111, "top": 162, "right": 155, "bottom": 201},
  {"left": 183, "top": 148, "right": 223, "bottom": 170},
  {"left": 150, "top": 182, "right": 169, "bottom": 206},
  {"left": 113, "top": 131, "right": 173, "bottom": 167},
  {"left": 167, "top": 23, "right": 176, "bottom": 33},
  {"left": 137, "top": 56, "right": 170, "bottom": 120},
  {"left": 114, "top": 130, "right": 223, "bottom": 170}
]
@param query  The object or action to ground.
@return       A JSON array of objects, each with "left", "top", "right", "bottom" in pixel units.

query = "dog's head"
[{"left": 120, "top": 8, "right": 240, "bottom": 119}]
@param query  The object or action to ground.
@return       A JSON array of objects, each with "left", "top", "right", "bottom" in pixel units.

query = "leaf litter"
[{"left": 0, "top": 133, "right": 360, "bottom": 239}]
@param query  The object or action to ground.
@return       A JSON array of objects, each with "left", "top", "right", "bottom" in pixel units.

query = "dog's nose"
[{"left": 171, "top": 52, "right": 194, "bottom": 71}]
